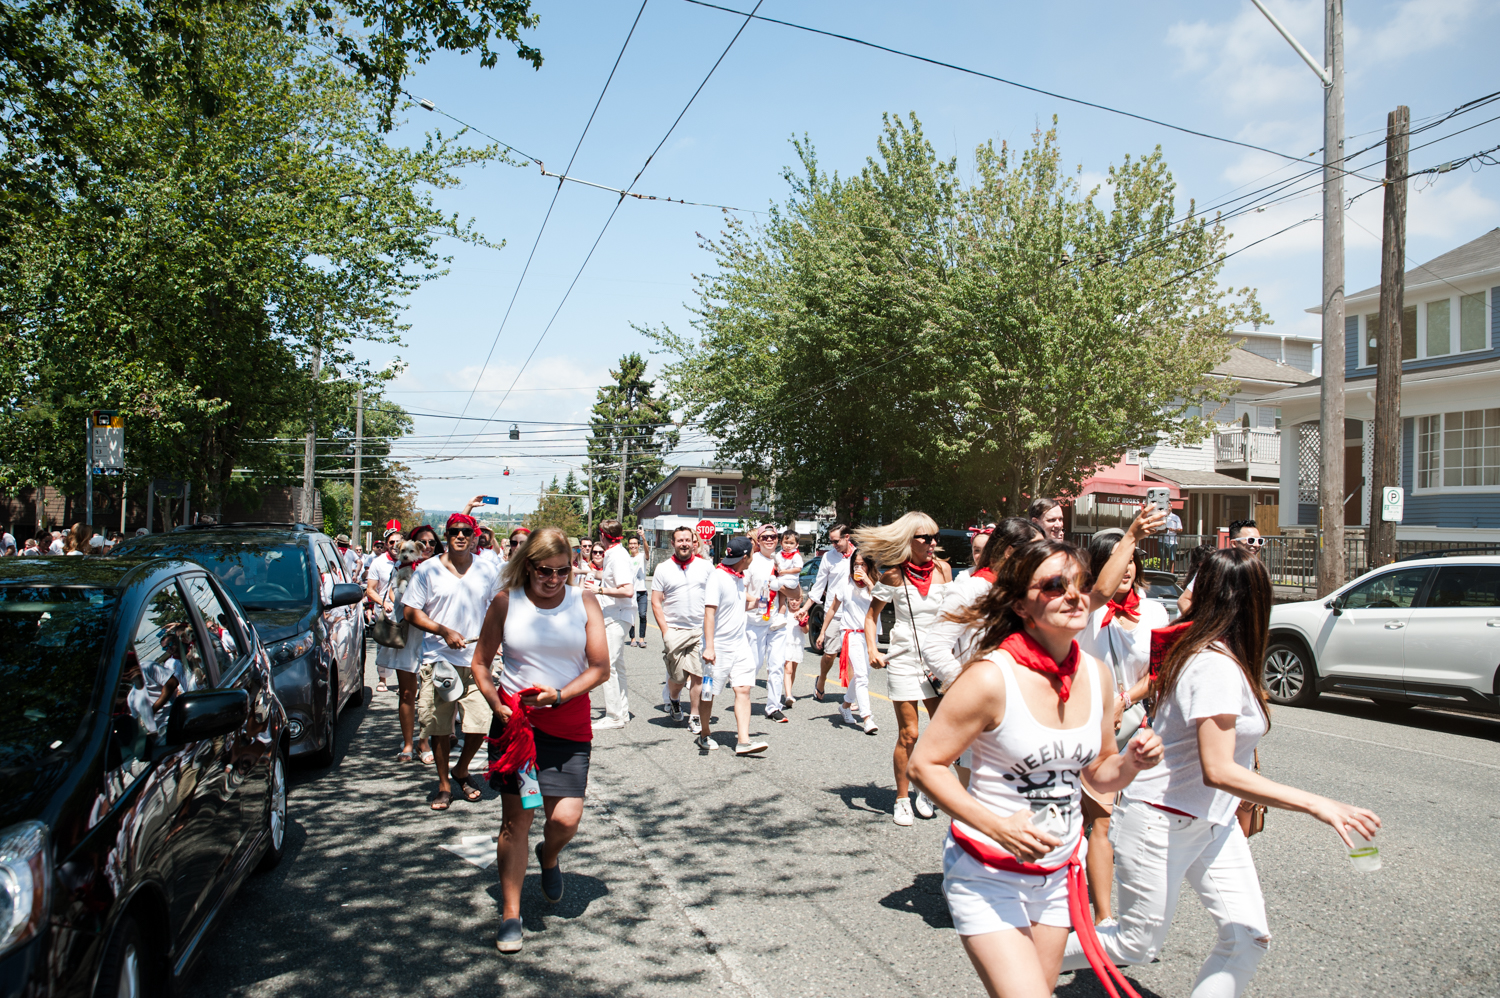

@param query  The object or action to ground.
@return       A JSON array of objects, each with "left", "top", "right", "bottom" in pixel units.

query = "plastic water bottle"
[
  {"left": 700, "top": 674, "right": 717, "bottom": 702},
  {"left": 1347, "top": 844, "right": 1381, "bottom": 872},
  {"left": 518, "top": 764, "right": 542, "bottom": 810}
]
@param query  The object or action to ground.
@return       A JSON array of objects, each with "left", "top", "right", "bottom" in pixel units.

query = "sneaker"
[
  {"left": 913, "top": 791, "right": 936, "bottom": 819},
  {"left": 496, "top": 917, "right": 524, "bottom": 953},
  {"left": 766, "top": 708, "right": 788, "bottom": 723},
  {"left": 687, "top": 713, "right": 702, "bottom": 735},
  {"left": 695, "top": 734, "right": 719, "bottom": 752},
  {"left": 592, "top": 719, "right": 627, "bottom": 730},
  {"left": 670, "top": 700, "right": 683, "bottom": 723},
  {"left": 535, "top": 843, "right": 564, "bottom": 903},
  {"left": 862, "top": 715, "right": 879, "bottom": 735},
  {"left": 735, "top": 740, "right": 769, "bottom": 756},
  {"left": 839, "top": 704, "right": 857, "bottom": 725},
  {"left": 893, "top": 797, "right": 914, "bottom": 826},
  {"left": 783, "top": 695, "right": 794, "bottom": 710}
]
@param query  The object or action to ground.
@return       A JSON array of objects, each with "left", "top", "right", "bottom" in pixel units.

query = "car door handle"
[
  {"left": 1384, "top": 621, "right": 1405, "bottom": 629},
  {"left": 1488, "top": 619, "right": 1500, "bottom": 627}
]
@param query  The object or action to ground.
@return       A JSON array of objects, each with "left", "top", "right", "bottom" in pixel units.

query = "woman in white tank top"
[{"left": 908, "top": 539, "right": 1164, "bottom": 998}]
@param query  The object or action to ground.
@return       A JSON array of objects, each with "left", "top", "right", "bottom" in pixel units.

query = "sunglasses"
[
  {"left": 911, "top": 533, "right": 939, "bottom": 543},
  {"left": 446, "top": 527, "right": 474, "bottom": 538},
  {"left": 531, "top": 565, "right": 570, "bottom": 579},
  {"left": 1031, "top": 575, "right": 1080, "bottom": 600},
  {"left": 1235, "top": 536, "right": 1267, "bottom": 548}
]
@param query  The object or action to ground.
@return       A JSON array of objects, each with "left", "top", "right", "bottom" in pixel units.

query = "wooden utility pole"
[
  {"left": 586, "top": 463, "right": 595, "bottom": 536},
  {"left": 1316, "top": 0, "right": 1346, "bottom": 596},
  {"left": 1369, "top": 106, "right": 1408, "bottom": 569},
  {"left": 352, "top": 388, "right": 364, "bottom": 541},
  {"left": 301, "top": 326, "right": 322, "bottom": 526}
]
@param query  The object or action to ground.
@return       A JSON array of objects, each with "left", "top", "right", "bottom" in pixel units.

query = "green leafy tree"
[
  {"left": 525, "top": 475, "right": 583, "bottom": 538},
  {"left": 647, "top": 114, "right": 1259, "bottom": 525},
  {"left": 585, "top": 353, "right": 678, "bottom": 528}
]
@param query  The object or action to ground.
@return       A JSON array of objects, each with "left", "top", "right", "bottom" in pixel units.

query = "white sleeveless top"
[
  {"left": 953, "top": 648, "right": 1102, "bottom": 869},
  {"left": 500, "top": 586, "right": 588, "bottom": 697},
  {"left": 870, "top": 575, "right": 948, "bottom": 670}
]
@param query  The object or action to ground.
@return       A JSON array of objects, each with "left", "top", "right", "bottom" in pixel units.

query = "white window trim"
[
  {"left": 1410, "top": 406, "right": 1500, "bottom": 495},
  {"left": 1361, "top": 288, "right": 1492, "bottom": 368}
]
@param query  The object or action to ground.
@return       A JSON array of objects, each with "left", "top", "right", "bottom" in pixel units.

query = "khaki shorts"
[
  {"left": 662, "top": 627, "right": 702, "bottom": 684},
  {"left": 417, "top": 661, "right": 494, "bottom": 737}
]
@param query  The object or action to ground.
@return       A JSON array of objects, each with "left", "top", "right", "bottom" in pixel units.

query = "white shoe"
[
  {"left": 695, "top": 735, "right": 719, "bottom": 752},
  {"left": 913, "top": 791, "right": 936, "bottom": 819},
  {"left": 687, "top": 713, "right": 702, "bottom": 735},
  {"left": 735, "top": 741, "right": 769, "bottom": 756},
  {"left": 593, "top": 718, "right": 627, "bottom": 730},
  {"left": 839, "top": 704, "right": 857, "bottom": 725},
  {"left": 862, "top": 715, "right": 879, "bottom": 735},
  {"left": 893, "top": 797, "right": 914, "bottom": 826}
]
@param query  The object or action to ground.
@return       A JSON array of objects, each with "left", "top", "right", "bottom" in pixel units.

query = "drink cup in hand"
[{"left": 1348, "top": 843, "right": 1381, "bottom": 872}]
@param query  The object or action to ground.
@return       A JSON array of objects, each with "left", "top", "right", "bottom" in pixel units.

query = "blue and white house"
[{"left": 1261, "top": 227, "right": 1500, "bottom": 541}]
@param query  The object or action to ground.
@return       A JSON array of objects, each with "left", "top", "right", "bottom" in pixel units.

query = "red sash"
[{"left": 839, "top": 631, "right": 855, "bottom": 688}]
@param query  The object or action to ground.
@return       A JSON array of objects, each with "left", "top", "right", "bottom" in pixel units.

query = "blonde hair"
[
  {"left": 499, "top": 526, "right": 572, "bottom": 591},
  {"left": 851, "top": 511, "right": 939, "bottom": 568}
]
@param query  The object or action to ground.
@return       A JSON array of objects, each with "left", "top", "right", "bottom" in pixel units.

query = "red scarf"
[
  {"left": 904, "top": 560, "right": 935, "bottom": 597},
  {"left": 484, "top": 687, "right": 541, "bottom": 777},
  {"left": 1100, "top": 587, "right": 1141, "bottom": 628},
  {"left": 974, "top": 566, "right": 996, "bottom": 584},
  {"left": 718, "top": 561, "right": 744, "bottom": 578},
  {"left": 999, "top": 630, "right": 1081, "bottom": 701},
  {"left": 777, "top": 550, "right": 798, "bottom": 562},
  {"left": 1149, "top": 622, "right": 1192, "bottom": 682},
  {"left": 672, "top": 553, "right": 694, "bottom": 569}
]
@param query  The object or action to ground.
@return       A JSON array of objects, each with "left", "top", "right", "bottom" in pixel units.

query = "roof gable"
[{"left": 1310, "top": 227, "right": 1500, "bottom": 311}]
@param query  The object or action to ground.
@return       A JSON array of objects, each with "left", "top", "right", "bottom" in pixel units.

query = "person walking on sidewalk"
[
  {"left": 402, "top": 513, "right": 503, "bottom": 810},
  {"left": 826, "top": 553, "right": 879, "bottom": 734},
  {"left": 700, "top": 536, "right": 767, "bottom": 756},
  {"left": 808, "top": 524, "right": 852, "bottom": 701},
  {"left": 743, "top": 525, "right": 782, "bottom": 719},
  {"left": 468, "top": 527, "right": 610, "bottom": 954},
  {"left": 628, "top": 533, "right": 650, "bottom": 648},
  {"left": 653, "top": 526, "right": 711, "bottom": 728},
  {"left": 590, "top": 520, "right": 636, "bottom": 729}
]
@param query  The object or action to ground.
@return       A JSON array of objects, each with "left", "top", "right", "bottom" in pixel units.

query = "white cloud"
[{"left": 1356, "top": 0, "right": 1477, "bottom": 63}]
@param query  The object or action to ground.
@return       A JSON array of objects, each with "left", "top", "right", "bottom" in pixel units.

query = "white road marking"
[
  {"left": 1277, "top": 722, "right": 1500, "bottom": 771},
  {"left": 440, "top": 834, "right": 498, "bottom": 869}
]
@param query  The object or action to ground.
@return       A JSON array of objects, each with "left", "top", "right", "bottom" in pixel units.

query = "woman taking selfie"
[
  {"left": 856, "top": 511, "right": 951, "bottom": 826},
  {"left": 469, "top": 527, "right": 611, "bottom": 955},
  {"left": 908, "top": 539, "right": 1164, "bottom": 998},
  {"left": 1059, "top": 546, "right": 1381, "bottom": 997}
]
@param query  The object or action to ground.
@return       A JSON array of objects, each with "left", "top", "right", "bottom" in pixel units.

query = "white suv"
[{"left": 1263, "top": 556, "right": 1500, "bottom": 712}]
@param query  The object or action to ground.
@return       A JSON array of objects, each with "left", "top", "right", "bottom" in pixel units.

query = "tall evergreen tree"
[{"left": 585, "top": 354, "right": 678, "bottom": 528}]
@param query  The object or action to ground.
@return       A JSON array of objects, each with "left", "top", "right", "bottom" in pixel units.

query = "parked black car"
[
  {"left": 112, "top": 524, "right": 365, "bottom": 766},
  {"left": 0, "top": 557, "right": 287, "bottom": 997}
]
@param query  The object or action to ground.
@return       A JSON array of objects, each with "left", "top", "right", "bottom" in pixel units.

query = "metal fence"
[{"left": 1072, "top": 532, "right": 1500, "bottom": 592}]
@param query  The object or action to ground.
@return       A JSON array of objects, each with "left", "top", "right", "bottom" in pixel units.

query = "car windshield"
[
  {"left": 131, "top": 541, "right": 312, "bottom": 611},
  {"left": 1146, "top": 579, "right": 1182, "bottom": 598},
  {"left": 0, "top": 585, "right": 118, "bottom": 767}
]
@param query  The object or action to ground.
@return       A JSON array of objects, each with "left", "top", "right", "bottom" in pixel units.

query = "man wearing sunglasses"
[
  {"left": 402, "top": 513, "right": 503, "bottom": 810},
  {"left": 1176, "top": 518, "right": 1263, "bottom": 616}
]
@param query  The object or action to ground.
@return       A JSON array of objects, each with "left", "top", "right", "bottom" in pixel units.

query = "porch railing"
[{"left": 1213, "top": 427, "right": 1281, "bottom": 467}]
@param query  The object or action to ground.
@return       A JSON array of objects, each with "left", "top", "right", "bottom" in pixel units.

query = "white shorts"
[
  {"left": 941, "top": 836, "right": 1073, "bottom": 935},
  {"left": 705, "top": 642, "right": 756, "bottom": 696}
]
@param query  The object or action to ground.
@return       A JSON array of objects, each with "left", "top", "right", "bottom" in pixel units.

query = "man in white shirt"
[
  {"left": 701, "top": 537, "right": 767, "bottom": 756},
  {"left": 1161, "top": 507, "right": 1183, "bottom": 571},
  {"left": 0, "top": 526, "right": 15, "bottom": 556},
  {"left": 591, "top": 519, "right": 637, "bottom": 729},
  {"left": 402, "top": 513, "right": 502, "bottom": 811},
  {"left": 809, "top": 524, "right": 852, "bottom": 699},
  {"left": 652, "top": 526, "right": 711, "bottom": 728}
]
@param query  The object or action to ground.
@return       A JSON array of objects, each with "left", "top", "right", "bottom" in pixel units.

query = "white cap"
[{"left": 89, "top": 534, "right": 106, "bottom": 549}]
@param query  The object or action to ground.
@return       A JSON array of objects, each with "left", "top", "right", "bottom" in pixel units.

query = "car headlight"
[
  {"left": 0, "top": 821, "right": 50, "bottom": 954},
  {"left": 267, "top": 630, "right": 317, "bottom": 667}
]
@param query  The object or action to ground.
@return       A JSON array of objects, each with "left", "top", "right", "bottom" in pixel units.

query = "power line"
[{"left": 452, "top": 0, "right": 767, "bottom": 458}]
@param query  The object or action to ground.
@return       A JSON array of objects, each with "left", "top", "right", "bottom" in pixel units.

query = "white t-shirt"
[
  {"left": 49, "top": 538, "right": 64, "bottom": 555},
  {"left": 1077, "top": 597, "right": 1169, "bottom": 690},
  {"left": 809, "top": 547, "right": 846, "bottom": 602},
  {"left": 703, "top": 566, "right": 750, "bottom": 649},
  {"left": 744, "top": 553, "right": 777, "bottom": 625},
  {"left": 600, "top": 543, "right": 637, "bottom": 621},
  {"left": 341, "top": 547, "right": 361, "bottom": 579},
  {"left": 1, "top": 532, "right": 14, "bottom": 554},
  {"left": 651, "top": 556, "right": 710, "bottom": 630},
  {"left": 773, "top": 549, "right": 804, "bottom": 588},
  {"left": 401, "top": 557, "right": 502, "bottom": 669},
  {"left": 1128, "top": 648, "right": 1268, "bottom": 826},
  {"left": 368, "top": 555, "right": 396, "bottom": 600},
  {"left": 631, "top": 553, "right": 648, "bottom": 592}
]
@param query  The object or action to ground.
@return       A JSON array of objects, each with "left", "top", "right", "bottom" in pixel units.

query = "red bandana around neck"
[
  {"left": 974, "top": 566, "right": 997, "bottom": 584},
  {"left": 904, "top": 560, "right": 935, "bottom": 597},
  {"left": 1100, "top": 587, "right": 1142, "bottom": 628},
  {"left": 777, "top": 550, "right": 797, "bottom": 561},
  {"left": 718, "top": 561, "right": 745, "bottom": 578},
  {"left": 672, "top": 553, "right": 694, "bottom": 569},
  {"left": 999, "top": 630, "right": 1081, "bottom": 701}
]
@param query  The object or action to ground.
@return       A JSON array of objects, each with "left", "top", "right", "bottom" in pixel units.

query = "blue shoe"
[
  {"left": 496, "top": 918, "right": 523, "bottom": 953},
  {"left": 536, "top": 843, "right": 564, "bottom": 903}
]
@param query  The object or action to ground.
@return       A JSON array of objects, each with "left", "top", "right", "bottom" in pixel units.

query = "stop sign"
[{"left": 695, "top": 518, "right": 717, "bottom": 542}]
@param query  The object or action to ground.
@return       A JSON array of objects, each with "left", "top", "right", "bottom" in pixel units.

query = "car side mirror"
[
  {"left": 1324, "top": 599, "right": 1343, "bottom": 616},
  {"left": 164, "top": 689, "right": 249, "bottom": 746},
  {"left": 328, "top": 582, "right": 364, "bottom": 608}
]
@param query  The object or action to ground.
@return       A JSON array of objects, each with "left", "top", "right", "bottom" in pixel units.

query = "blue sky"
[{"left": 360, "top": 0, "right": 1500, "bottom": 513}]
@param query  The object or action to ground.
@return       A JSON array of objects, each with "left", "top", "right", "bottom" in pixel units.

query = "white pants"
[
  {"left": 745, "top": 623, "right": 774, "bottom": 706},
  {"left": 840, "top": 633, "right": 871, "bottom": 717},
  {"left": 601, "top": 617, "right": 631, "bottom": 725},
  {"left": 1062, "top": 795, "right": 1270, "bottom": 998}
]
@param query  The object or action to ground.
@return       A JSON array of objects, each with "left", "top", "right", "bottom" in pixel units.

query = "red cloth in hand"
[
  {"left": 485, "top": 687, "right": 541, "bottom": 778},
  {"left": 998, "top": 630, "right": 1081, "bottom": 702}
]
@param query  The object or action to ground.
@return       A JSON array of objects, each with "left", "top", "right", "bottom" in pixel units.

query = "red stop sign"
[{"left": 695, "top": 519, "right": 717, "bottom": 542}]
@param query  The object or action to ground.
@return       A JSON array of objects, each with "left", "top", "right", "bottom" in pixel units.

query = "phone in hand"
[
  {"left": 1145, "top": 487, "right": 1171, "bottom": 515},
  {"left": 479, "top": 496, "right": 499, "bottom": 505},
  {"left": 1030, "top": 803, "right": 1068, "bottom": 840}
]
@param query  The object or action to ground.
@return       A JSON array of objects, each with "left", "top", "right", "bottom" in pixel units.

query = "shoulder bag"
[
  {"left": 1236, "top": 749, "right": 1266, "bottom": 838},
  {"left": 900, "top": 576, "right": 946, "bottom": 697}
]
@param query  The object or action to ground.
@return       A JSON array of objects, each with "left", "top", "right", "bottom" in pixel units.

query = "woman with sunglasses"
[
  {"left": 1059, "top": 546, "right": 1380, "bottom": 997},
  {"left": 469, "top": 527, "right": 611, "bottom": 954},
  {"left": 855, "top": 511, "right": 952, "bottom": 826},
  {"left": 908, "top": 539, "right": 1164, "bottom": 998},
  {"left": 409, "top": 522, "right": 444, "bottom": 560}
]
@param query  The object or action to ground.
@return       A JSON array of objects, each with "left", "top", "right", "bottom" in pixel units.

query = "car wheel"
[
  {"left": 1263, "top": 638, "right": 1318, "bottom": 707},
  {"left": 257, "top": 748, "right": 288, "bottom": 872},
  {"left": 346, "top": 680, "right": 366, "bottom": 709},
  {"left": 307, "top": 671, "right": 339, "bottom": 768},
  {"left": 93, "top": 915, "right": 162, "bottom": 998}
]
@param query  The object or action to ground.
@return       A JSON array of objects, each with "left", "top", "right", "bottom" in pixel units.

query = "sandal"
[
  {"left": 814, "top": 678, "right": 826, "bottom": 701},
  {"left": 420, "top": 747, "right": 435, "bottom": 765},
  {"left": 396, "top": 749, "right": 413, "bottom": 763},
  {"left": 454, "top": 775, "right": 483, "bottom": 802},
  {"left": 430, "top": 790, "right": 452, "bottom": 811},
  {"left": 376, "top": 682, "right": 389, "bottom": 693}
]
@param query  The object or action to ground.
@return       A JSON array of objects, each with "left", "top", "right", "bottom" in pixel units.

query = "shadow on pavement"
[
  {"left": 877, "top": 872, "right": 952, "bottom": 929},
  {"left": 1056, "top": 969, "right": 1166, "bottom": 998},
  {"left": 1307, "top": 694, "right": 1500, "bottom": 742},
  {"left": 830, "top": 782, "right": 898, "bottom": 815}
]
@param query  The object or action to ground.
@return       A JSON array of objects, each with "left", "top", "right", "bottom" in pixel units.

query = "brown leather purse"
[{"left": 1237, "top": 749, "right": 1266, "bottom": 838}]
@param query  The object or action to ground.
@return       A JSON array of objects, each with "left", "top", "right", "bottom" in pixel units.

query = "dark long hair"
[
  {"left": 1153, "top": 547, "right": 1271, "bottom": 725},
  {"left": 959, "top": 539, "right": 1085, "bottom": 652},
  {"left": 1086, "top": 529, "right": 1143, "bottom": 596},
  {"left": 979, "top": 517, "right": 1045, "bottom": 575}
]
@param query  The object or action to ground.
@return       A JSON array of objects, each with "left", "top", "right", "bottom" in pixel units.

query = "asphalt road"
[{"left": 185, "top": 632, "right": 1500, "bottom": 998}]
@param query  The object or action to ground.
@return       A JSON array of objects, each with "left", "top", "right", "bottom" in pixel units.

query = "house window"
[
  {"left": 1460, "top": 293, "right": 1487, "bottom": 352},
  {"left": 658, "top": 492, "right": 671, "bottom": 513},
  {"left": 1420, "top": 409, "right": 1500, "bottom": 489},
  {"left": 1366, "top": 308, "right": 1418, "bottom": 368},
  {"left": 710, "top": 485, "right": 737, "bottom": 510},
  {"left": 1426, "top": 299, "right": 1451, "bottom": 357}
]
